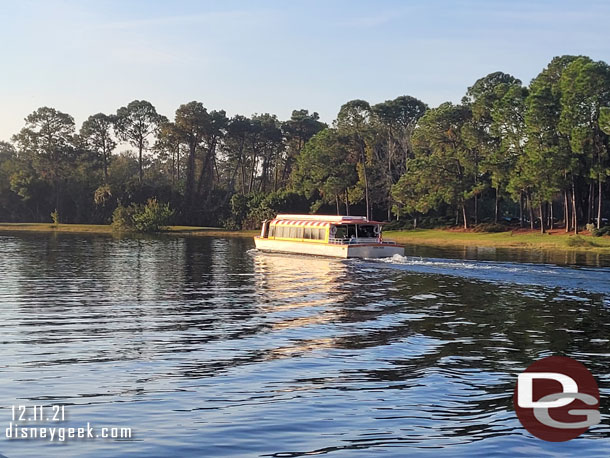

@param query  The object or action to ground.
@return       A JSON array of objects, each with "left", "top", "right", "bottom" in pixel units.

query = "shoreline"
[
  {"left": 384, "top": 228, "right": 610, "bottom": 254},
  {"left": 1, "top": 223, "right": 609, "bottom": 254},
  {"left": 0, "top": 223, "right": 258, "bottom": 238}
]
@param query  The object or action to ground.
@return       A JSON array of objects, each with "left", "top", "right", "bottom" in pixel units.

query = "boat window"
[
  {"left": 346, "top": 225, "right": 357, "bottom": 238},
  {"left": 277, "top": 226, "right": 285, "bottom": 238},
  {"left": 334, "top": 225, "right": 347, "bottom": 239},
  {"left": 317, "top": 228, "right": 326, "bottom": 241},
  {"left": 289, "top": 226, "right": 298, "bottom": 238},
  {"left": 304, "top": 227, "right": 312, "bottom": 239},
  {"left": 357, "top": 225, "right": 376, "bottom": 238},
  {"left": 269, "top": 226, "right": 275, "bottom": 237},
  {"left": 296, "top": 227, "right": 304, "bottom": 239}
]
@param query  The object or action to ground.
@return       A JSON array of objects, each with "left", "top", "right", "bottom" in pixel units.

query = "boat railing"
[{"left": 328, "top": 237, "right": 397, "bottom": 245}]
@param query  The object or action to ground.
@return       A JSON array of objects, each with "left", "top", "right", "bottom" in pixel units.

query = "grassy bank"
[
  {"left": 1, "top": 223, "right": 608, "bottom": 254},
  {"left": 0, "top": 223, "right": 114, "bottom": 233},
  {"left": 0, "top": 223, "right": 257, "bottom": 238},
  {"left": 384, "top": 228, "right": 610, "bottom": 254},
  {"left": 165, "top": 226, "right": 258, "bottom": 238}
]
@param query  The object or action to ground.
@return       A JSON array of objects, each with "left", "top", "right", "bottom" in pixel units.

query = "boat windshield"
[
  {"left": 357, "top": 225, "right": 376, "bottom": 238},
  {"left": 334, "top": 225, "right": 348, "bottom": 239},
  {"left": 333, "top": 224, "right": 377, "bottom": 239}
]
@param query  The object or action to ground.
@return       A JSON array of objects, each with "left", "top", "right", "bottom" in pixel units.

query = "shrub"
[
  {"left": 111, "top": 199, "right": 174, "bottom": 233},
  {"left": 472, "top": 223, "right": 508, "bottom": 233},
  {"left": 132, "top": 198, "right": 174, "bottom": 232},
  {"left": 228, "top": 190, "right": 310, "bottom": 229},
  {"left": 94, "top": 184, "right": 112, "bottom": 206},
  {"left": 50, "top": 209, "right": 60, "bottom": 226},
  {"left": 592, "top": 226, "right": 610, "bottom": 237},
  {"left": 221, "top": 217, "right": 241, "bottom": 231},
  {"left": 383, "top": 219, "right": 417, "bottom": 231},
  {"left": 565, "top": 235, "right": 599, "bottom": 248},
  {"left": 111, "top": 204, "right": 136, "bottom": 232},
  {"left": 413, "top": 216, "right": 455, "bottom": 228},
  {"left": 383, "top": 220, "right": 404, "bottom": 231},
  {"left": 242, "top": 206, "right": 277, "bottom": 230}
]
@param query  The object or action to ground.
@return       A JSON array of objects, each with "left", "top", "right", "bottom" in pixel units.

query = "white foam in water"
[
  {"left": 411, "top": 294, "right": 438, "bottom": 300},
  {"left": 365, "top": 254, "right": 610, "bottom": 295},
  {"left": 380, "top": 254, "right": 410, "bottom": 264},
  {"left": 378, "top": 254, "right": 521, "bottom": 272}
]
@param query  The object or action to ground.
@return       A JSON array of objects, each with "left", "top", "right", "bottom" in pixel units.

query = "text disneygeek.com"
[{"left": 5, "top": 405, "right": 132, "bottom": 442}]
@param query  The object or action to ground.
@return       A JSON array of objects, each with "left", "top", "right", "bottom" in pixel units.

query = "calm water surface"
[{"left": 0, "top": 233, "right": 609, "bottom": 457}]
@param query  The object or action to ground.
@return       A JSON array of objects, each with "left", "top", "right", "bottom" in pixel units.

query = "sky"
[{"left": 1, "top": 0, "right": 609, "bottom": 141}]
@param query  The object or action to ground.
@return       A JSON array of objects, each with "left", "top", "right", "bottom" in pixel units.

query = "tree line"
[{"left": 0, "top": 54, "right": 609, "bottom": 233}]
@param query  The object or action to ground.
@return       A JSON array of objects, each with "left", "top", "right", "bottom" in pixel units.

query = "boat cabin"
[{"left": 260, "top": 214, "right": 384, "bottom": 244}]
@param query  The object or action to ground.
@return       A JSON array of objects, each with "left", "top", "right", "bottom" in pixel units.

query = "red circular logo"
[{"left": 513, "top": 356, "right": 600, "bottom": 441}]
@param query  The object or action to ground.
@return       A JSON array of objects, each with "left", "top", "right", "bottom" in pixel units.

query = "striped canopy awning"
[{"left": 270, "top": 219, "right": 330, "bottom": 227}]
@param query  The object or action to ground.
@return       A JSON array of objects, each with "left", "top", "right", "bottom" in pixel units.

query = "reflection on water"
[{"left": 0, "top": 233, "right": 609, "bottom": 457}]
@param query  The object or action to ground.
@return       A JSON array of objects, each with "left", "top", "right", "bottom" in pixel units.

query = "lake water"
[{"left": 0, "top": 233, "right": 609, "bottom": 457}]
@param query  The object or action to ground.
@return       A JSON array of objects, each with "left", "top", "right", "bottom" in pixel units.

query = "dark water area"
[{"left": 0, "top": 232, "right": 609, "bottom": 457}]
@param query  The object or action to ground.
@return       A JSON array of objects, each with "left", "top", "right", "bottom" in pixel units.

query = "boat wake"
[{"left": 364, "top": 254, "right": 610, "bottom": 296}]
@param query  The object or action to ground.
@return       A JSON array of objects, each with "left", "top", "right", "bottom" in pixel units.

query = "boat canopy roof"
[
  {"left": 272, "top": 214, "right": 385, "bottom": 225},
  {"left": 271, "top": 219, "right": 331, "bottom": 227}
]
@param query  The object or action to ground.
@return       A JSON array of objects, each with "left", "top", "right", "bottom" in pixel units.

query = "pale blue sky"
[{"left": 1, "top": 0, "right": 609, "bottom": 141}]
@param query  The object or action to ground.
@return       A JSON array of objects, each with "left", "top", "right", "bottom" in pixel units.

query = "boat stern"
[{"left": 345, "top": 243, "right": 404, "bottom": 258}]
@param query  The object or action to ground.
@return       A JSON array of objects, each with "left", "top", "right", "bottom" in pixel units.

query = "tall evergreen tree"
[
  {"left": 559, "top": 57, "right": 610, "bottom": 229},
  {"left": 393, "top": 102, "right": 475, "bottom": 228},
  {"left": 12, "top": 107, "right": 76, "bottom": 221},
  {"left": 336, "top": 100, "right": 373, "bottom": 219},
  {"left": 462, "top": 72, "right": 524, "bottom": 223},
  {"left": 292, "top": 128, "right": 357, "bottom": 214},
  {"left": 115, "top": 100, "right": 166, "bottom": 184},
  {"left": 80, "top": 113, "right": 117, "bottom": 182},
  {"left": 372, "top": 96, "right": 427, "bottom": 219},
  {"left": 521, "top": 55, "right": 578, "bottom": 232}
]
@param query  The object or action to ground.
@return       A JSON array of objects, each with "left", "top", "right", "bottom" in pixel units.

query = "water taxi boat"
[{"left": 254, "top": 214, "right": 404, "bottom": 258}]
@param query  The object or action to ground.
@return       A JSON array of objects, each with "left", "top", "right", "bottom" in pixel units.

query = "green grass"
[
  {"left": 384, "top": 229, "right": 610, "bottom": 253},
  {"left": 0, "top": 223, "right": 113, "bottom": 233},
  {"left": 167, "top": 226, "right": 258, "bottom": 237},
  {"left": 0, "top": 222, "right": 257, "bottom": 238}
]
